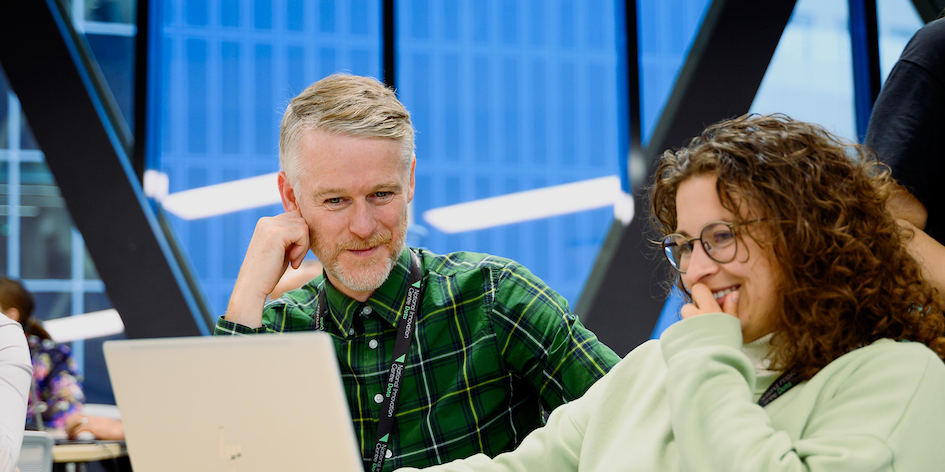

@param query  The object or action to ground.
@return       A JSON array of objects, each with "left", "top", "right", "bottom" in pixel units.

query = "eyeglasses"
[{"left": 660, "top": 221, "right": 739, "bottom": 273}]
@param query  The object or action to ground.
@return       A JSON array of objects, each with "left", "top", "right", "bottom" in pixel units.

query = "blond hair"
[{"left": 279, "top": 74, "right": 415, "bottom": 180}]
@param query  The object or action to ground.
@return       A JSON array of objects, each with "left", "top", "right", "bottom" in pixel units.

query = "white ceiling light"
[
  {"left": 160, "top": 172, "right": 281, "bottom": 220},
  {"left": 423, "top": 175, "right": 632, "bottom": 233},
  {"left": 44, "top": 309, "right": 125, "bottom": 343}
]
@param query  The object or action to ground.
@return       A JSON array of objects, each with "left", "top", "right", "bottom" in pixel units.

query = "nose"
[
  {"left": 682, "top": 242, "right": 719, "bottom": 286},
  {"left": 348, "top": 200, "right": 377, "bottom": 239}
]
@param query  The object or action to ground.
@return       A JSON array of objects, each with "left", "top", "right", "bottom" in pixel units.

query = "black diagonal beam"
[
  {"left": 0, "top": 0, "right": 210, "bottom": 338},
  {"left": 579, "top": 0, "right": 797, "bottom": 356}
]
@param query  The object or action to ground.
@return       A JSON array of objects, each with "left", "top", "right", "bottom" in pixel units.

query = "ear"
[
  {"left": 278, "top": 171, "right": 298, "bottom": 212},
  {"left": 406, "top": 154, "right": 416, "bottom": 203}
]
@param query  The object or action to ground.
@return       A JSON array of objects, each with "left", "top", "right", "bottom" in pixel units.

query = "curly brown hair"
[{"left": 649, "top": 114, "right": 945, "bottom": 380}]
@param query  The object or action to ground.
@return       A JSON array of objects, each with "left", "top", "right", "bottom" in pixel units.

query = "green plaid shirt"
[{"left": 215, "top": 248, "right": 620, "bottom": 470}]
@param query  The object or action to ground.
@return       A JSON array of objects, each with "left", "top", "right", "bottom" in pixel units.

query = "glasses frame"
[{"left": 660, "top": 220, "right": 741, "bottom": 274}]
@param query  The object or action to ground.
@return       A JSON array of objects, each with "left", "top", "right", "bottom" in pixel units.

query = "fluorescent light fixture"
[
  {"left": 43, "top": 309, "right": 125, "bottom": 343},
  {"left": 423, "top": 175, "right": 633, "bottom": 234},
  {"left": 143, "top": 169, "right": 169, "bottom": 201},
  {"left": 161, "top": 172, "right": 281, "bottom": 220}
]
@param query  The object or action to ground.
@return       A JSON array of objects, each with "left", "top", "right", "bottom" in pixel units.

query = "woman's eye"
[{"left": 713, "top": 231, "right": 734, "bottom": 243}]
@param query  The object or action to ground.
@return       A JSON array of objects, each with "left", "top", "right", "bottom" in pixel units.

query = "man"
[
  {"left": 865, "top": 17, "right": 945, "bottom": 292},
  {"left": 215, "top": 74, "right": 620, "bottom": 471}
]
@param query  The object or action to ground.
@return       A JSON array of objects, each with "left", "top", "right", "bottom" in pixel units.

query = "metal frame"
[
  {"left": 382, "top": 0, "right": 397, "bottom": 90},
  {"left": 0, "top": 0, "right": 210, "bottom": 338},
  {"left": 579, "top": 0, "right": 797, "bottom": 355},
  {"left": 849, "top": 0, "right": 881, "bottom": 142}
]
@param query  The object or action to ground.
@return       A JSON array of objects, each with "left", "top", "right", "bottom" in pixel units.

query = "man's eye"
[{"left": 326, "top": 197, "right": 343, "bottom": 204}]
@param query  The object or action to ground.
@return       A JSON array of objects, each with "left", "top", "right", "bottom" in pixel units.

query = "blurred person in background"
[
  {"left": 398, "top": 114, "right": 945, "bottom": 472},
  {"left": 865, "top": 16, "right": 945, "bottom": 292},
  {"left": 0, "top": 277, "right": 123, "bottom": 441},
  {"left": 0, "top": 300, "right": 30, "bottom": 471}
]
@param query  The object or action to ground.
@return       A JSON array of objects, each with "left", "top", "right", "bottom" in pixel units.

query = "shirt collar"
[{"left": 323, "top": 247, "right": 414, "bottom": 334}]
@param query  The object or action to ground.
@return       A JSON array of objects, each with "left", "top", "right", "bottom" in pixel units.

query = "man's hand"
[
  {"left": 680, "top": 283, "right": 739, "bottom": 320},
  {"left": 224, "top": 210, "right": 311, "bottom": 328}
]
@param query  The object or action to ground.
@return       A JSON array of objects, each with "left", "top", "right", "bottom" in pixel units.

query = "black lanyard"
[
  {"left": 757, "top": 370, "right": 800, "bottom": 408},
  {"left": 314, "top": 251, "right": 423, "bottom": 472}
]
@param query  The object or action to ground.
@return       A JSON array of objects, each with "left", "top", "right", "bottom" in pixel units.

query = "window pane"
[
  {"left": 153, "top": 0, "right": 382, "bottom": 317},
  {"left": 877, "top": 0, "right": 923, "bottom": 82},
  {"left": 638, "top": 0, "right": 713, "bottom": 144},
  {"left": 750, "top": 0, "right": 856, "bottom": 141},
  {"left": 398, "top": 0, "right": 628, "bottom": 306}
]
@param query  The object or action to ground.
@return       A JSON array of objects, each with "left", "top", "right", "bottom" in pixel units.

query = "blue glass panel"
[
  {"left": 185, "top": 1, "right": 208, "bottom": 26},
  {"left": 286, "top": 0, "right": 304, "bottom": 31},
  {"left": 254, "top": 44, "right": 273, "bottom": 155},
  {"left": 351, "top": 0, "right": 370, "bottom": 35},
  {"left": 638, "top": 0, "right": 712, "bottom": 144},
  {"left": 221, "top": 42, "right": 240, "bottom": 154},
  {"left": 254, "top": 0, "right": 273, "bottom": 29},
  {"left": 443, "top": 0, "right": 460, "bottom": 42},
  {"left": 320, "top": 0, "right": 337, "bottom": 33},
  {"left": 221, "top": 0, "right": 240, "bottom": 27},
  {"left": 287, "top": 46, "right": 306, "bottom": 96},
  {"left": 186, "top": 39, "right": 208, "bottom": 153},
  {"left": 749, "top": 0, "right": 856, "bottom": 141},
  {"left": 156, "top": 0, "right": 382, "bottom": 316},
  {"left": 876, "top": 0, "right": 923, "bottom": 82},
  {"left": 500, "top": 0, "right": 518, "bottom": 44},
  {"left": 398, "top": 0, "right": 626, "bottom": 306}
]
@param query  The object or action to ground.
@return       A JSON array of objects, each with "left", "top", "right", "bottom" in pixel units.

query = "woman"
[
  {"left": 0, "top": 277, "right": 84, "bottom": 432},
  {"left": 0, "top": 305, "right": 31, "bottom": 471},
  {"left": 397, "top": 114, "right": 945, "bottom": 471},
  {"left": 0, "top": 277, "right": 123, "bottom": 440}
]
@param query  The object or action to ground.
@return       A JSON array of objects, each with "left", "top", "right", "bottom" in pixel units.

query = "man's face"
[{"left": 282, "top": 129, "right": 414, "bottom": 300}]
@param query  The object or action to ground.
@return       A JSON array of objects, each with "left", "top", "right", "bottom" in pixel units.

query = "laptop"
[{"left": 104, "top": 332, "right": 363, "bottom": 472}]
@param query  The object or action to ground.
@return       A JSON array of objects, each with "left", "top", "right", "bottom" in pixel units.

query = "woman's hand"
[
  {"left": 680, "top": 283, "right": 739, "bottom": 320},
  {"left": 65, "top": 414, "right": 125, "bottom": 441}
]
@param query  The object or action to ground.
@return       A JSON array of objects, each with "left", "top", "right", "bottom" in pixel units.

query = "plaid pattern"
[{"left": 215, "top": 248, "right": 620, "bottom": 471}]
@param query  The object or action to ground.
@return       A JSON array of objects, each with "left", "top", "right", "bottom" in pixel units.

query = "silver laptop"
[{"left": 104, "top": 332, "right": 363, "bottom": 472}]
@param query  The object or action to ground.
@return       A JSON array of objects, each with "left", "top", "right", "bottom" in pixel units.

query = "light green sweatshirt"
[{"left": 397, "top": 313, "right": 945, "bottom": 471}]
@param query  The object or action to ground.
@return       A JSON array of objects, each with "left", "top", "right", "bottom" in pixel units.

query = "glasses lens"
[
  {"left": 662, "top": 234, "right": 692, "bottom": 272},
  {"left": 701, "top": 223, "right": 737, "bottom": 263}
]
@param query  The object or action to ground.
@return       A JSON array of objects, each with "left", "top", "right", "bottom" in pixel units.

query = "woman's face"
[{"left": 675, "top": 175, "right": 781, "bottom": 342}]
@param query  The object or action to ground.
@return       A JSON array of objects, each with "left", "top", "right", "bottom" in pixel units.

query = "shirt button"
[
  {"left": 348, "top": 328, "right": 355, "bottom": 335},
  {"left": 369, "top": 339, "right": 378, "bottom": 349},
  {"left": 362, "top": 306, "right": 373, "bottom": 315},
  {"left": 374, "top": 393, "right": 384, "bottom": 404},
  {"left": 385, "top": 449, "right": 393, "bottom": 459}
]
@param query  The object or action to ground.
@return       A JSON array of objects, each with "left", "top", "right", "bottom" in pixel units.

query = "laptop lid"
[{"left": 104, "top": 332, "right": 362, "bottom": 472}]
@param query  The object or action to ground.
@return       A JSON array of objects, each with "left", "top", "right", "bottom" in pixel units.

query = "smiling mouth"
[{"left": 712, "top": 285, "right": 740, "bottom": 304}]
